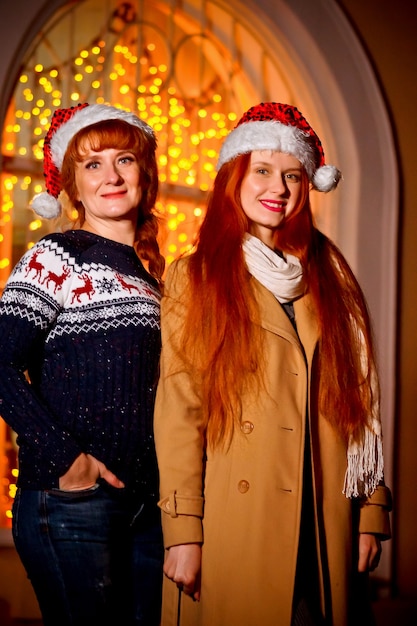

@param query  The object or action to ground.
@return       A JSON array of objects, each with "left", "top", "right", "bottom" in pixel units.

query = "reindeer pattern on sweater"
[{"left": 0, "top": 230, "right": 161, "bottom": 497}]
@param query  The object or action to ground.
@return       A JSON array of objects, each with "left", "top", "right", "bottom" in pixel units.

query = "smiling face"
[
  {"left": 240, "top": 150, "right": 303, "bottom": 248},
  {"left": 74, "top": 145, "right": 142, "bottom": 229}
]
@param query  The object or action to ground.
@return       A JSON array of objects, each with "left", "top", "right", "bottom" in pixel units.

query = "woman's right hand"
[
  {"left": 163, "top": 543, "right": 202, "bottom": 601},
  {"left": 59, "top": 452, "right": 125, "bottom": 490}
]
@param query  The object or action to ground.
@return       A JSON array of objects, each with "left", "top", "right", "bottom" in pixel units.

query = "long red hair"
[
  {"left": 180, "top": 153, "right": 377, "bottom": 447},
  {"left": 61, "top": 118, "right": 165, "bottom": 282}
]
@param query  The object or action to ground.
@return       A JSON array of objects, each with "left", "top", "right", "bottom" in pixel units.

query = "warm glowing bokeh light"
[{"left": 0, "top": 0, "right": 240, "bottom": 528}]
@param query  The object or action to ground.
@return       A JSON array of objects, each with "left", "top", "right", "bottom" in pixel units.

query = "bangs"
[
  {"left": 61, "top": 117, "right": 159, "bottom": 224},
  {"left": 73, "top": 120, "right": 142, "bottom": 159}
]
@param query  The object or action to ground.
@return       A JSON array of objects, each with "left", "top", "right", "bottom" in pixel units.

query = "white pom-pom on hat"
[
  {"left": 31, "top": 192, "right": 62, "bottom": 219},
  {"left": 313, "top": 165, "right": 342, "bottom": 193}
]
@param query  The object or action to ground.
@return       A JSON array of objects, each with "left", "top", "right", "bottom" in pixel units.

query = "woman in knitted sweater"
[
  {"left": 0, "top": 103, "right": 165, "bottom": 626},
  {"left": 154, "top": 102, "right": 392, "bottom": 626}
]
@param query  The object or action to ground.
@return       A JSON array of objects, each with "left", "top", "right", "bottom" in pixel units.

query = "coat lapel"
[
  {"left": 293, "top": 295, "right": 320, "bottom": 366},
  {"left": 251, "top": 277, "right": 319, "bottom": 364}
]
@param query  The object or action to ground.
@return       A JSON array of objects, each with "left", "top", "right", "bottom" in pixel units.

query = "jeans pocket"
[{"left": 48, "top": 483, "right": 100, "bottom": 500}]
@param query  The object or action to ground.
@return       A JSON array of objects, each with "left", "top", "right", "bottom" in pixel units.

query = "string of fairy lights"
[
  {"left": 0, "top": 0, "right": 240, "bottom": 527},
  {"left": 1, "top": 22, "right": 239, "bottom": 264}
]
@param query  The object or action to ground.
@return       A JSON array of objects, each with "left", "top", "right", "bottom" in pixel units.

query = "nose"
[
  {"left": 270, "top": 173, "right": 288, "bottom": 196},
  {"left": 104, "top": 163, "right": 123, "bottom": 185}
]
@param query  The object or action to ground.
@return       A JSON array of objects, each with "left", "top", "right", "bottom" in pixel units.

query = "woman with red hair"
[
  {"left": 154, "top": 102, "right": 392, "bottom": 626},
  {"left": 0, "top": 103, "right": 165, "bottom": 625}
]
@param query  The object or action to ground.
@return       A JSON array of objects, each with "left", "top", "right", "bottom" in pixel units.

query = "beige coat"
[{"left": 154, "top": 260, "right": 391, "bottom": 626}]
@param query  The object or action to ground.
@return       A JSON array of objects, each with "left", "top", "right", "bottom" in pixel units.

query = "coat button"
[
  {"left": 240, "top": 420, "right": 254, "bottom": 434},
  {"left": 238, "top": 480, "right": 250, "bottom": 493}
]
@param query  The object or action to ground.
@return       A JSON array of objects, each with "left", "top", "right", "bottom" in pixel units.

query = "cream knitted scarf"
[{"left": 242, "top": 233, "right": 304, "bottom": 303}]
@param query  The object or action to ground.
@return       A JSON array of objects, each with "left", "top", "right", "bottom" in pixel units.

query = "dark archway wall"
[
  {"left": 0, "top": 0, "right": 66, "bottom": 132},
  {"left": 0, "top": 0, "right": 415, "bottom": 608},
  {"left": 336, "top": 0, "right": 417, "bottom": 601}
]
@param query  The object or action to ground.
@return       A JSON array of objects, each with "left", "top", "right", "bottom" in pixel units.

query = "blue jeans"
[{"left": 12, "top": 482, "right": 163, "bottom": 626}]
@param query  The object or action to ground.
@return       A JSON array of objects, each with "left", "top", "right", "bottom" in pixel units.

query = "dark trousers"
[{"left": 12, "top": 484, "right": 163, "bottom": 626}]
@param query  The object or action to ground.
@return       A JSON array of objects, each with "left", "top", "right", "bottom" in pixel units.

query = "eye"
[
  {"left": 255, "top": 167, "right": 269, "bottom": 175},
  {"left": 118, "top": 154, "right": 136, "bottom": 165},
  {"left": 85, "top": 160, "right": 100, "bottom": 170},
  {"left": 284, "top": 172, "right": 301, "bottom": 183}
]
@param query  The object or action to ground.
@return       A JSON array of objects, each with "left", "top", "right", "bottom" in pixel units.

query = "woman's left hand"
[{"left": 358, "top": 533, "right": 382, "bottom": 572}]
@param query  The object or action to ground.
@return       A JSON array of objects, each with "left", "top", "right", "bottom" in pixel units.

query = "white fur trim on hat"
[
  {"left": 50, "top": 104, "right": 155, "bottom": 170},
  {"left": 217, "top": 120, "right": 341, "bottom": 192}
]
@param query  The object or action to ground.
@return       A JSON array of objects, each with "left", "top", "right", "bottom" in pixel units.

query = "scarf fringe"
[{"left": 343, "top": 418, "right": 384, "bottom": 498}]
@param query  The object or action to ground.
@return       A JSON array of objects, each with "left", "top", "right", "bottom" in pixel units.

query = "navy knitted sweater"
[{"left": 0, "top": 230, "right": 161, "bottom": 502}]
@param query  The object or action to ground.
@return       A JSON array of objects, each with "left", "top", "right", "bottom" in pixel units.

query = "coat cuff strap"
[
  {"left": 158, "top": 492, "right": 204, "bottom": 518},
  {"left": 362, "top": 485, "right": 393, "bottom": 510}
]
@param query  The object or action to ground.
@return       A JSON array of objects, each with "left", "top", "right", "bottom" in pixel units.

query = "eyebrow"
[
  {"left": 79, "top": 148, "right": 135, "bottom": 160},
  {"left": 250, "top": 160, "right": 302, "bottom": 172}
]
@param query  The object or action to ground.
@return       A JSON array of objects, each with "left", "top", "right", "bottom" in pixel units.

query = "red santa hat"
[
  {"left": 217, "top": 102, "right": 341, "bottom": 192},
  {"left": 31, "top": 103, "right": 156, "bottom": 218}
]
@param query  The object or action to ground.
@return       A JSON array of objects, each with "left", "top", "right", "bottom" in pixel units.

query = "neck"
[{"left": 81, "top": 219, "right": 136, "bottom": 246}]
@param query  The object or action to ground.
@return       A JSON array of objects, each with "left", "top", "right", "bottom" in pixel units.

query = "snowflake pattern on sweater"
[{"left": 0, "top": 230, "right": 162, "bottom": 499}]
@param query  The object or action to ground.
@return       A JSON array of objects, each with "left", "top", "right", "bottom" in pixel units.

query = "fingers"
[
  {"left": 59, "top": 453, "right": 97, "bottom": 490},
  {"left": 164, "top": 544, "right": 201, "bottom": 600},
  {"left": 172, "top": 567, "right": 201, "bottom": 600},
  {"left": 368, "top": 544, "right": 382, "bottom": 571},
  {"left": 87, "top": 454, "right": 125, "bottom": 488},
  {"left": 60, "top": 454, "right": 124, "bottom": 490},
  {"left": 175, "top": 579, "right": 199, "bottom": 600},
  {"left": 358, "top": 533, "right": 382, "bottom": 572},
  {"left": 100, "top": 466, "right": 125, "bottom": 489}
]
